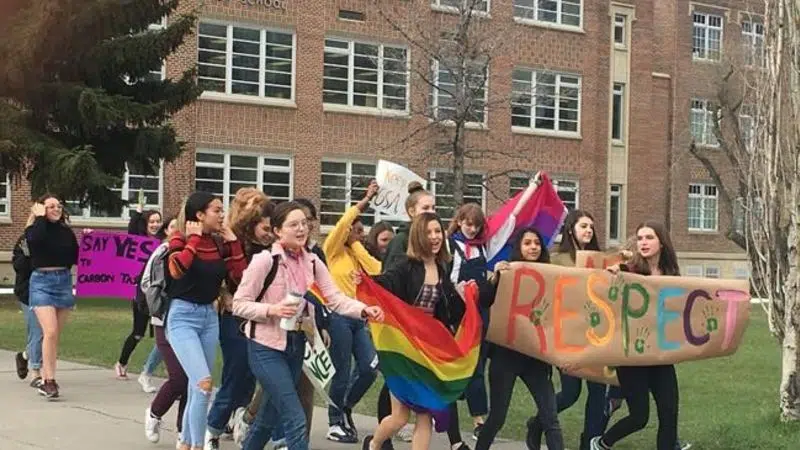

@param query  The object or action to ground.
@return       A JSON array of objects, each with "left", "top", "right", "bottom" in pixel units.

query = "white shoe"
[
  {"left": 138, "top": 373, "right": 158, "bottom": 393},
  {"left": 395, "top": 424, "right": 413, "bottom": 442},
  {"left": 176, "top": 438, "right": 183, "bottom": 449},
  {"left": 144, "top": 407, "right": 161, "bottom": 443},
  {"left": 203, "top": 430, "right": 220, "bottom": 450},
  {"left": 590, "top": 436, "right": 607, "bottom": 450},
  {"left": 232, "top": 407, "right": 249, "bottom": 447},
  {"left": 272, "top": 439, "right": 287, "bottom": 450}
]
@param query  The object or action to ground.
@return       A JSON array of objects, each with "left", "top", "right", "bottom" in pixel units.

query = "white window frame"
[
  {"left": 685, "top": 265, "right": 704, "bottom": 277},
  {"left": 197, "top": 20, "right": 296, "bottom": 105},
  {"left": 323, "top": 38, "right": 410, "bottom": 115},
  {"left": 68, "top": 165, "right": 164, "bottom": 221},
  {"left": 431, "top": 0, "right": 490, "bottom": 15},
  {"left": 428, "top": 170, "right": 486, "bottom": 222},
  {"left": 734, "top": 266, "right": 750, "bottom": 279},
  {"left": 512, "top": 69, "right": 581, "bottom": 136},
  {"left": 511, "top": 175, "right": 579, "bottom": 210},
  {"left": 690, "top": 98, "right": 719, "bottom": 147},
  {"left": 608, "top": 184, "right": 622, "bottom": 243},
  {"left": 319, "top": 159, "right": 396, "bottom": 229},
  {"left": 614, "top": 13, "right": 627, "bottom": 47},
  {"left": 0, "top": 173, "right": 10, "bottom": 217},
  {"left": 512, "top": 0, "right": 583, "bottom": 30},
  {"left": 741, "top": 19, "right": 765, "bottom": 67},
  {"left": 692, "top": 12, "right": 723, "bottom": 62},
  {"left": 611, "top": 83, "right": 625, "bottom": 142},
  {"left": 739, "top": 104, "right": 755, "bottom": 151},
  {"left": 688, "top": 183, "right": 718, "bottom": 232},
  {"left": 430, "top": 59, "right": 489, "bottom": 126},
  {"left": 704, "top": 266, "right": 721, "bottom": 279},
  {"left": 194, "top": 150, "right": 294, "bottom": 210}
]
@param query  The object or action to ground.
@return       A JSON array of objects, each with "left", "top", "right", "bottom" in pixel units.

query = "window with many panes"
[
  {"left": 614, "top": 14, "right": 626, "bottom": 46},
  {"left": 319, "top": 160, "right": 394, "bottom": 227},
  {"left": 67, "top": 166, "right": 163, "bottom": 220},
  {"left": 741, "top": 20, "right": 764, "bottom": 67},
  {"left": 0, "top": 173, "right": 9, "bottom": 216},
  {"left": 690, "top": 99, "right": 718, "bottom": 146},
  {"left": 612, "top": 83, "right": 624, "bottom": 141},
  {"left": 323, "top": 38, "right": 408, "bottom": 112},
  {"left": 194, "top": 151, "right": 293, "bottom": 209},
  {"left": 739, "top": 104, "right": 755, "bottom": 150},
  {"left": 509, "top": 176, "right": 578, "bottom": 210},
  {"left": 512, "top": 0, "right": 582, "bottom": 28},
  {"left": 428, "top": 171, "right": 485, "bottom": 222},
  {"left": 512, "top": 69, "right": 581, "bottom": 134},
  {"left": 688, "top": 183, "right": 718, "bottom": 231},
  {"left": 430, "top": 59, "right": 488, "bottom": 124},
  {"left": 432, "top": 0, "right": 489, "bottom": 13},
  {"left": 692, "top": 12, "right": 723, "bottom": 61},
  {"left": 197, "top": 22, "right": 294, "bottom": 100}
]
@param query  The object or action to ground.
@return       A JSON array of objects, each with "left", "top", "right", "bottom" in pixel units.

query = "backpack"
[{"left": 139, "top": 243, "right": 171, "bottom": 319}]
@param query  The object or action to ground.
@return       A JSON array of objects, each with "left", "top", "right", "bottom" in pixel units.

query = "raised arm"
[
  {"left": 322, "top": 180, "right": 379, "bottom": 260},
  {"left": 351, "top": 241, "right": 382, "bottom": 276},
  {"left": 232, "top": 251, "right": 277, "bottom": 322}
]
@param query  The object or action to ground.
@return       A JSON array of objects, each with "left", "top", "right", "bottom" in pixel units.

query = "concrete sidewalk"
[{"left": 0, "top": 350, "right": 527, "bottom": 449}]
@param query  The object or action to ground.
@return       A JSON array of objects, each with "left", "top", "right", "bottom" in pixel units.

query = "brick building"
[{"left": 0, "top": 0, "right": 758, "bottom": 282}]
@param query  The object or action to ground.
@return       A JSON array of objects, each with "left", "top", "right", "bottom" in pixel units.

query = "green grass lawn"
[{"left": 1, "top": 296, "right": 799, "bottom": 448}]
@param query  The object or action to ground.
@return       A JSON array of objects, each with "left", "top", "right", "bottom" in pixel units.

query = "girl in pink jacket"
[{"left": 233, "top": 201, "right": 383, "bottom": 450}]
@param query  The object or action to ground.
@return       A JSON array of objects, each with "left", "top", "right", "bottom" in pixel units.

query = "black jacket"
[
  {"left": 373, "top": 256, "right": 493, "bottom": 332},
  {"left": 12, "top": 234, "right": 32, "bottom": 305},
  {"left": 381, "top": 223, "right": 409, "bottom": 274}
]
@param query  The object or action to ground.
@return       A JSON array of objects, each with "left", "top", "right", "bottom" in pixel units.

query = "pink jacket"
[{"left": 232, "top": 242, "right": 367, "bottom": 351}]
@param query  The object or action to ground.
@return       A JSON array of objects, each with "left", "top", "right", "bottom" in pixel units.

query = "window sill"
[
  {"left": 612, "top": 140, "right": 626, "bottom": 148},
  {"left": 431, "top": 119, "right": 489, "bottom": 131},
  {"left": 431, "top": 5, "right": 491, "bottom": 19},
  {"left": 691, "top": 57, "right": 722, "bottom": 65},
  {"left": 687, "top": 229, "right": 719, "bottom": 235},
  {"left": 70, "top": 218, "right": 129, "bottom": 229},
  {"left": 512, "top": 127, "right": 582, "bottom": 140},
  {"left": 513, "top": 17, "right": 585, "bottom": 34},
  {"left": 323, "top": 104, "right": 411, "bottom": 119},
  {"left": 614, "top": 43, "right": 628, "bottom": 51},
  {"left": 200, "top": 92, "right": 297, "bottom": 109},
  {"left": 0, "top": 216, "right": 11, "bottom": 225},
  {"left": 694, "top": 143, "right": 720, "bottom": 150}
]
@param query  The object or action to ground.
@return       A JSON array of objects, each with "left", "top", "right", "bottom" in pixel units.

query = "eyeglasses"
[{"left": 283, "top": 219, "right": 309, "bottom": 230}]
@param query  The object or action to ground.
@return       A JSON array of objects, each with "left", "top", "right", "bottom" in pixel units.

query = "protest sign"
[
  {"left": 76, "top": 232, "right": 160, "bottom": 299},
  {"left": 303, "top": 330, "right": 337, "bottom": 407},
  {"left": 372, "top": 160, "right": 426, "bottom": 221},
  {"left": 487, "top": 262, "right": 751, "bottom": 371},
  {"left": 575, "top": 250, "right": 626, "bottom": 270}
]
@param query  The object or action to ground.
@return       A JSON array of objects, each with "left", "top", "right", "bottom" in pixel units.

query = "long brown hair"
[
  {"left": 227, "top": 188, "right": 274, "bottom": 254},
  {"left": 627, "top": 221, "right": 680, "bottom": 276},
  {"left": 407, "top": 212, "right": 451, "bottom": 264},
  {"left": 36, "top": 193, "right": 70, "bottom": 225},
  {"left": 447, "top": 202, "right": 486, "bottom": 239},
  {"left": 558, "top": 209, "right": 600, "bottom": 261}
]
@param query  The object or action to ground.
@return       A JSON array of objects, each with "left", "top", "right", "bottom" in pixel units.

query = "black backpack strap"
[{"left": 250, "top": 254, "right": 281, "bottom": 339}]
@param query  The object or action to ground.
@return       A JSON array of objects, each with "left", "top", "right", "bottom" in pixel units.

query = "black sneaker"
[
  {"left": 472, "top": 424, "right": 484, "bottom": 441},
  {"left": 362, "top": 435, "right": 373, "bottom": 450},
  {"left": 15, "top": 352, "right": 28, "bottom": 380},
  {"left": 381, "top": 439, "right": 394, "bottom": 450},
  {"left": 525, "top": 417, "right": 542, "bottom": 450},
  {"left": 343, "top": 407, "right": 358, "bottom": 439},
  {"left": 453, "top": 443, "right": 471, "bottom": 450},
  {"left": 29, "top": 377, "right": 43, "bottom": 389},
  {"left": 38, "top": 379, "right": 59, "bottom": 400}
]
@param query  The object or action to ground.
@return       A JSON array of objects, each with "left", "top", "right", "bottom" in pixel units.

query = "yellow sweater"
[{"left": 322, "top": 206, "right": 382, "bottom": 297}]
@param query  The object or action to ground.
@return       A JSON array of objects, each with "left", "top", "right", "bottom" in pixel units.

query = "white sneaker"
[
  {"left": 138, "top": 373, "right": 158, "bottom": 393},
  {"left": 396, "top": 424, "right": 413, "bottom": 442},
  {"left": 232, "top": 407, "right": 249, "bottom": 447},
  {"left": 589, "top": 436, "right": 607, "bottom": 450},
  {"left": 272, "top": 439, "right": 287, "bottom": 450},
  {"left": 144, "top": 407, "right": 161, "bottom": 443},
  {"left": 176, "top": 437, "right": 183, "bottom": 449},
  {"left": 327, "top": 424, "right": 358, "bottom": 443},
  {"left": 203, "top": 430, "right": 220, "bottom": 450}
]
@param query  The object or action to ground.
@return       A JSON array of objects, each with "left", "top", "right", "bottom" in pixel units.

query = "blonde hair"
[
  {"left": 228, "top": 187, "right": 272, "bottom": 247},
  {"left": 175, "top": 198, "right": 187, "bottom": 236},
  {"left": 405, "top": 181, "right": 433, "bottom": 218},
  {"left": 25, "top": 212, "right": 36, "bottom": 228}
]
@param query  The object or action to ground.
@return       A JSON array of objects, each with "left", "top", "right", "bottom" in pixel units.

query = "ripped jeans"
[{"left": 166, "top": 299, "right": 219, "bottom": 447}]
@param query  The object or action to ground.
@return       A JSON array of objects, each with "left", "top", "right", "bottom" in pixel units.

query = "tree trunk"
[
  {"left": 452, "top": 128, "right": 465, "bottom": 206},
  {"left": 780, "top": 216, "right": 800, "bottom": 420}
]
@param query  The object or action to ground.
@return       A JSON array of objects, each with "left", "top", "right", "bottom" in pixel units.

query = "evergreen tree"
[{"left": 0, "top": 0, "right": 201, "bottom": 212}]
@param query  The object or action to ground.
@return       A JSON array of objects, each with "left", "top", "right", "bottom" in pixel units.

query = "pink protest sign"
[{"left": 76, "top": 231, "right": 161, "bottom": 299}]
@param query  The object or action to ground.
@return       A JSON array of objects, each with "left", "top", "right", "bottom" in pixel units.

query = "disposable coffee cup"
[{"left": 279, "top": 292, "right": 304, "bottom": 331}]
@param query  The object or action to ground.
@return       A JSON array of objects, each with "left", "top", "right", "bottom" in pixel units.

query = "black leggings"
[
  {"left": 476, "top": 347, "right": 563, "bottom": 450},
  {"left": 117, "top": 302, "right": 150, "bottom": 366},
  {"left": 377, "top": 383, "right": 464, "bottom": 445},
  {"left": 602, "top": 365, "right": 679, "bottom": 450}
]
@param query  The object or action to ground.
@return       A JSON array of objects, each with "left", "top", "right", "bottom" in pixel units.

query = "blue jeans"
[
  {"left": 327, "top": 313, "right": 378, "bottom": 425},
  {"left": 142, "top": 344, "right": 162, "bottom": 374},
  {"left": 19, "top": 302, "right": 42, "bottom": 370},
  {"left": 207, "top": 314, "right": 256, "bottom": 436},
  {"left": 166, "top": 299, "right": 219, "bottom": 447},
  {"left": 244, "top": 332, "right": 307, "bottom": 450}
]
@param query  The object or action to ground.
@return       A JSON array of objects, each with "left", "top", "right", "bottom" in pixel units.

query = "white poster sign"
[
  {"left": 302, "top": 331, "right": 337, "bottom": 407},
  {"left": 372, "top": 160, "right": 427, "bottom": 221}
]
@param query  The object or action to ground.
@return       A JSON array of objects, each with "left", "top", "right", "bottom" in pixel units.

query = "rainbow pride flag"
[
  {"left": 356, "top": 275, "right": 482, "bottom": 424},
  {"left": 304, "top": 283, "right": 327, "bottom": 306},
  {"left": 485, "top": 172, "right": 567, "bottom": 270}
]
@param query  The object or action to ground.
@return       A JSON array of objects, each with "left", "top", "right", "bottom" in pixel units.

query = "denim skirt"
[{"left": 29, "top": 269, "right": 75, "bottom": 309}]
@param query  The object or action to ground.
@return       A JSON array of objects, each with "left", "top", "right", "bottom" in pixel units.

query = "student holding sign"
[
  {"left": 232, "top": 201, "right": 384, "bottom": 450},
  {"left": 165, "top": 192, "right": 248, "bottom": 450},
  {"left": 590, "top": 222, "right": 684, "bottom": 450},
  {"left": 26, "top": 194, "right": 79, "bottom": 400}
]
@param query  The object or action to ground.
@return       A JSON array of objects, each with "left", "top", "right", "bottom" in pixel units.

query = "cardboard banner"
[
  {"left": 487, "top": 262, "right": 751, "bottom": 371},
  {"left": 303, "top": 331, "right": 337, "bottom": 408},
  {"left": 76, "top": 232, "right": 160, "bottom": 299},
  {"left": 372, "top": 160, "right": 427, "bottom": 221},
  {"left": 575, "top": 249, "right": 626, "bottom": 270}
]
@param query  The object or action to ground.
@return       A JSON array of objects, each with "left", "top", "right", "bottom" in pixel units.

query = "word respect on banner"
[
  {"left": 76, "top": 232, "right": 161, "bottom": 299},
  {"left": 487, "top": 256, "right": 751, "bottom": 369}
]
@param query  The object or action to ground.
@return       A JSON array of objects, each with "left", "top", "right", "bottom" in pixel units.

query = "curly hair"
[{"left": 227, "top": 188, "right": 273, "bottom": 254}]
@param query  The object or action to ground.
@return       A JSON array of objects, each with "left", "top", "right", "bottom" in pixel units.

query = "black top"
[
  {"left": 381, "top": 223, "right": 409, "bottom": 274},
  {"left": 12, "top": 234, "right": 32, "bottom": 304},
  {"left": 25, "top": 217, "right": 79, "bottom": 269},
  {"left": 373, "top": 256, "right": 494, "bottom": 333}
]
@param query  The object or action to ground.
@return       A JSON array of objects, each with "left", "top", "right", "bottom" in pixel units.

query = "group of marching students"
[{"left": 12, "top": 177, "right": 694, "bottom": 450}]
